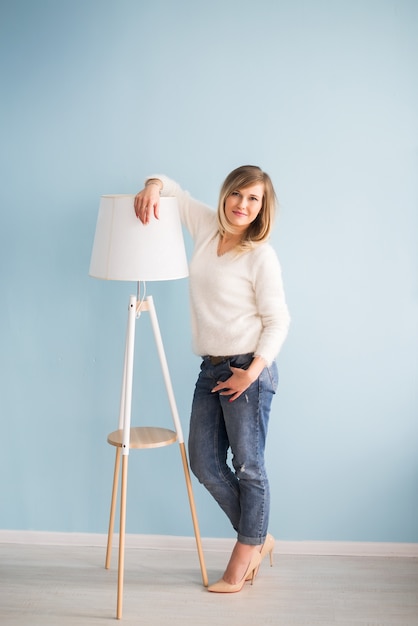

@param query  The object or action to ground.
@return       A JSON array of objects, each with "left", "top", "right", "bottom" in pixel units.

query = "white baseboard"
[
  {"left": 0, "top": 531, "right": 417, "bottom": 557},
  {"left": 275, "top": 540, "right": 418, "bottom": 557}
]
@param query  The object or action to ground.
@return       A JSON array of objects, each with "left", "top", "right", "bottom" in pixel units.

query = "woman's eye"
[
  {"left": 231, "top": 191, "right": 240, "bottom": 196},
  {"left": 250, "top": 196, "right": 258, "bottom": 202}
]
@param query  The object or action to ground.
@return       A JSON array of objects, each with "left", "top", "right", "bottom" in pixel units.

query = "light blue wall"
[{"left": 1, "top": 0, "right": 417, "bottom": 542}]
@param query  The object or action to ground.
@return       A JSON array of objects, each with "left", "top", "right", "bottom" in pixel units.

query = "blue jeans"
[{"left": 188, "top": 354, "right": 279, "bottom": 546}]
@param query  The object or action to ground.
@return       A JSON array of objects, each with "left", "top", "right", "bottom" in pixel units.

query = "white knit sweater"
[{"left": 153, "top": 175, "right": 290, "bottom": 365}]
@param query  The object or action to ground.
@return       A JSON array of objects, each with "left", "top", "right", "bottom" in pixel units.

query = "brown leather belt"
[{"left": 206, "top": 355, "right": 230, "bottom": 366}]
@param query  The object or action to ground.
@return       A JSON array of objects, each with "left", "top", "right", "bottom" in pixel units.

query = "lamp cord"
[{"left": 136, "top": 281, "right": 146, "bottom": 318}]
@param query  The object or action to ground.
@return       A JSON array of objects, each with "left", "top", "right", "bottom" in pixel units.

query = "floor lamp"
[{"left": 89, "top": 194, "right": 208, "bottom": 619}]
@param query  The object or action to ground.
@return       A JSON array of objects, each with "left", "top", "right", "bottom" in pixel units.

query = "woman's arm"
[{"left": 134, "top": 174, "right": 215, "bottom": 238}]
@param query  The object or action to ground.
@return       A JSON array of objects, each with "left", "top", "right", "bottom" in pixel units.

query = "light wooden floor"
[{"left": 0, "top": 542, "right": 417, "bottom": 625}]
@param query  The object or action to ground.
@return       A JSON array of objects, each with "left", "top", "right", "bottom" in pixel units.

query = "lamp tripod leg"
[
  {"left": 146, "top": 295, "right": 208, "bottom": 588},
  {"left": 179, "top": 442, "right": 208, "bottom": 587},
  {"left": 105, "top": 446, "right": 121, "bottom": 570},
  {"left": 117, "top": 453, "right": 128, "bottom": 620}
]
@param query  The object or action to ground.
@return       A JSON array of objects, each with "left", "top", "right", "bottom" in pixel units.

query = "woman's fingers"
[
  {"left": 211, "top": 367, "right": 252, "bottom": 402},
  {"left": 134, "top": 190, "right": 160, "bottom": 223}
]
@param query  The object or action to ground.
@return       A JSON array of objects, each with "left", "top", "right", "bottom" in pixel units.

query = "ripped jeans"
[{"left": 188, "top": 354, "right": 279, "bottom": 546}]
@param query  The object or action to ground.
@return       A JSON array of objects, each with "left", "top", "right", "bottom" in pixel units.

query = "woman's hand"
[
  {"left": 134, "top": 179, "right": 162, "bottom": 224},
  {"left": 211, "top": 356, "right": 266, "bottom": 402}
]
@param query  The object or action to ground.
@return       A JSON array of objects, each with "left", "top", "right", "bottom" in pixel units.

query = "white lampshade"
[{"left": 89, "top": 195, "right": 188, "bottom": 281}]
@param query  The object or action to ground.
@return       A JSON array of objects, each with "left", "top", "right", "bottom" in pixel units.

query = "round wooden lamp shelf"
[{"left": 107, "top": 426, "right": 178, "bottom": 449}]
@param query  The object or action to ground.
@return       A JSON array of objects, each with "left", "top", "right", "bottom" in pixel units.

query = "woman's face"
[{"left": 224, "top": 183, "right": 264, "bottom": 233}]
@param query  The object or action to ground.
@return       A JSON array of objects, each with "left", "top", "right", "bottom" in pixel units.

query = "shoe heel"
[
  {"left": 263, "top": 534, "right": 274, "bottom": 567},
  {"left": 245, "top": 534, "right": 275, "bottom": 581},
  {"left": 208, "top": 551, "right": 261, "bottom": 593},
  {"left": 250, "top": 565, "right": 259, "bottom": 585}
]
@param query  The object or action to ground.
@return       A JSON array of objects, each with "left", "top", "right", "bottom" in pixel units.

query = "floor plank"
[{"left": 0, "top": 544, "right": 417, "bottom": 625}]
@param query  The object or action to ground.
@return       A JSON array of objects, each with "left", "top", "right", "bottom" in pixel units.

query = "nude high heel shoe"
[
  {"left": 245, "top": 533, "right": 275, "bottom": 581},
  {"left": 261, "top": 533, "right": 275, "bottom": 567},
  {"left": 208, "top": 550, "right": 262, "bottom": 593}
]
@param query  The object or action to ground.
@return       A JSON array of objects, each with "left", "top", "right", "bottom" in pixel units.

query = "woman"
[{"left": 134, "top": 166, "right": 290, "bottom": 593}]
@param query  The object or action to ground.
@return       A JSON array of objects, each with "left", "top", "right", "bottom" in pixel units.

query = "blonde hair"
[{"left": 217, "top": 165, "right": 277, "bottom": 252}]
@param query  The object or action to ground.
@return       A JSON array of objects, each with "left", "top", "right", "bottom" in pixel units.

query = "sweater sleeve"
[
  {"left": 252, "top": 245, "right": 291, "bottom": 365},
  {"left": 146, "top": 174, "right": 214, "bottom": 237}
]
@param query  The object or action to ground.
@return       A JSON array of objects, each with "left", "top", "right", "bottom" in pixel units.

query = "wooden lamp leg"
[
  {"left": 117, "top": 453, "right": 128, "bottom": 620},
  {"left": 146, "top": 295, "right": 208, "bottom": 588},
  {"left": 179, "top": 442, "right": 208, "bottom": 587},
  {"left": 105, "top": 446, "right": 121, "bottom": 570}
]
